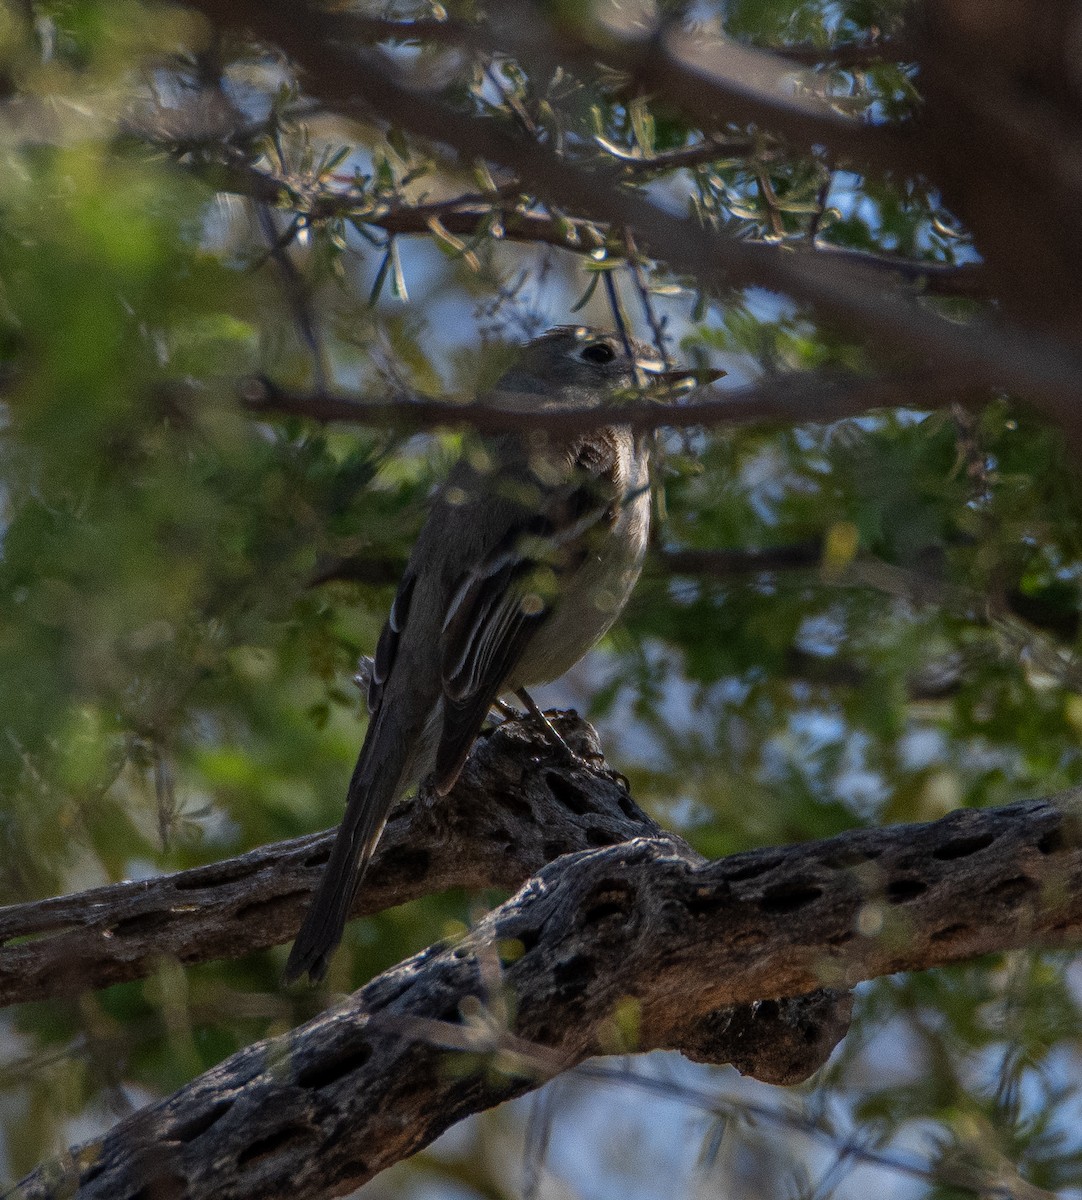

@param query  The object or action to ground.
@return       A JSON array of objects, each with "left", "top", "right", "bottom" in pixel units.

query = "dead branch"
[
  {"left": 13, "top": 786, "right": 1082, "bottom": 1199},
  {"left": 0, "top": 716, "right": 658, "bottom": 1009}
]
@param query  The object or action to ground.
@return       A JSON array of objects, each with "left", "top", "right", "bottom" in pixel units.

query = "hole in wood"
[
  {"left": 111, "top": 910, "right": 177, "bottom": 938},
  {"left": 553, "top": 954, "right": 595, "bottom": 987},
  {"left": 496, "top": 791, "right": 533, "bottom": 821},
  {"left": 237, "top": 1125, "right": 312, "bottom": 1169},
  {"left": 513, "top": 926, "right": 541, "bottom": 954},
  {"left": 931, "top": 922, "right": 969, "bottom": 941},
  {"left": 375, "top": 846, "right": 431, "bottom": 878},
  {"left": 759, "top": 883, "right": 823, "bottom": 914},
  {"left": 544, "top": 772, "right": 591, "bottom": 816},
  {"left": 172, "top": 861, "right": 258, "bottom": 890},
  {"left": 723, "top": 855, "right": 783, "bottom": 882},
  {"left": 886, "top": 878, "right": 928, "bottom": 903},
  {"left": 234, "top": 890, "right": 310, "bottom": 924},
  {"left": 685, "top": 889, "right": 727, "bottom": 917},
  {"left": 297, "top": 1043, "right": 372, "bottom": 1090},
  {"left": 582, "top": 880, "right": 635, "bottom": 924},
  {"left": 1038, "top": 827, "right": 1067, "bottom": 854},
  {"left": 932, "top": 831, "right": 995, "bottom": 860},
  {"left": 173, "top": 1100, "right": 233, "bottom": 1143},
  {"left": 988, "top": 874, "right": 1036, "bottom": 903},
  {"left": 617, "top": 794, "right": 639, "bottom": 820},
  {"left": 586, "top": 824, "right": 615, "bottom": 847}
]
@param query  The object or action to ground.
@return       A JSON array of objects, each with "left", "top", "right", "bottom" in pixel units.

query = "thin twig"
[
  {"left": 755, "top": 165, "right": 787, "bottom": 238},
  {"left": 254, "top": 205, "right": 328, "bottom": 392}
]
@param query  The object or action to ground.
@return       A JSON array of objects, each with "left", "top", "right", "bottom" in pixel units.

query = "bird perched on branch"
[{"left": 285, "top": 325, "right": 719, "bottom": 982}]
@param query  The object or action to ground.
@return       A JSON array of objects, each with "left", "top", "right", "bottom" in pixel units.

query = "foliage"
[{"left": 0, "top": 0, "right": 1081, "bottom": 1195}]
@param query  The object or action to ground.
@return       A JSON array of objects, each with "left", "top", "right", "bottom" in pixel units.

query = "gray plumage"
[{"left": 285, "top": 326, "right": 710, "bottom": 983}]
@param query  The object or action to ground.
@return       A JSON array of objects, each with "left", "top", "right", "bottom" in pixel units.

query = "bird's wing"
[
  {"left": 368, "top": 570, "right": 416, "bottom": 715},
  {"left": 432, "top": 434, "right": 624, "bottom": 793}
]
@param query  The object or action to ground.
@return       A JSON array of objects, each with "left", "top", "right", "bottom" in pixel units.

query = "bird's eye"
[{"left": 581, "top": 342, "right": 616, "bottom": 364}]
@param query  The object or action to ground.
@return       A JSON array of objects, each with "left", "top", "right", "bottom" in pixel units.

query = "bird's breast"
[{"left": 510, "top": 434, "right": 650, "bottom": 687}]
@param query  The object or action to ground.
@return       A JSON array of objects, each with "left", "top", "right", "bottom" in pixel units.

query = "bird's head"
[{"left": 492, "top": 325, "right": 722, "bottom": 409}]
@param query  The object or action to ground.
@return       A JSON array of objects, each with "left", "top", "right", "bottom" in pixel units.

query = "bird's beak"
[{"left": 640, "top": 364, "right": 726, "bottom": 399}]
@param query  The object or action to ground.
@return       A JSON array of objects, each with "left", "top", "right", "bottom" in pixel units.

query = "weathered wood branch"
[
  {"left": 13, "top": 786, "right": 1082, "bottom": 1199},
  {"left": 918, "top": 0, "right": 1082, "bottom": 344},
  {"left": 0, "top": 716, "right": 658, "bottom": 1009}
]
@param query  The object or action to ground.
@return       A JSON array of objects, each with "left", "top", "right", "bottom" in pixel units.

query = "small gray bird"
[{"left": 285, "top": 326, "right": 716, "bottom": 982}]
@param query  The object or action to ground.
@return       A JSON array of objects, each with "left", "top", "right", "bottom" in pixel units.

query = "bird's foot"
[
  {"left": 513, "top": 689, "right": 622, "bottom": 784},
  {"left": 598, "top": 764, "right": 632, "bottom": 792}
]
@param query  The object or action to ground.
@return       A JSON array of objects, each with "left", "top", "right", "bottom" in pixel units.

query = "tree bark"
[
  {"left": 0, "top": 715, "right": 660, "bottom": 1008},
  {"left": 12, "top": 764, "right": 1082, "bottom": 1199}
]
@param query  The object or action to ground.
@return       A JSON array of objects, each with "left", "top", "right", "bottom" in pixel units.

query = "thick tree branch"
[
  {"left": 917, "top": 0, "right": 1082, "bottom": 343},
  {"left": 282, "top": 3, "right": 901, "bottom": 170},
  {"left": 0, "top": 716, "right": 658, "bottom": 1009},
  {"left": 322, "top": 12, "right": 913, "bottom": 72},
  {"left": 13, "top": 786, "right": 1082, "bottom": 1199}
]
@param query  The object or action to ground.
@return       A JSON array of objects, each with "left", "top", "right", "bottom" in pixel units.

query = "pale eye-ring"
[{"left": 580, "top": 341, "right": 616, "bottom": 365}]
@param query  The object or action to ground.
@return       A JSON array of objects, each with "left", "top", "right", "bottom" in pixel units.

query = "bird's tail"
[{"left": 284, "top": 710, "right": 414, "bottom": 983}]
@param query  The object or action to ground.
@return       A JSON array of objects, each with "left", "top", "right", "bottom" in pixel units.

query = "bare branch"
[
  {"left": 608, "top": 136, "right": 759, "bottom": 170},
  {"left": 307, "top": 554, "right": 403, "bottom": 588},
  {"left": 254, "top": 205, "right": 328, "bottom": 392},
  {"left": 806, "top": 241, "right": 987, "bottom": 298},
  {"left": 0, "top": 716, "right": 660, "bottom": 1009},
  {"left": 15, "top": 788, "right": 1082, "bottom": 1199},
  {"left": 838, "top": 559, "right": 1082, "bottom": 693},
  {"left": 237, "top": 367, "right": 962, "bottom": 433},
  {"left": 328, "top": 5, "right": 911, "bottom": 170}
]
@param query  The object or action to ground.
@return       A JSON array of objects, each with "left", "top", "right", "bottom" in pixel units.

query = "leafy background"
[{"left": 2, "top": 0, "right": 1082, "bottom": 1195}]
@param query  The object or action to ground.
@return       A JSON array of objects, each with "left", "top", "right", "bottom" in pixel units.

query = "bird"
[{"left": 285, "top": 325, "right": 718, "bottom": 982}]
